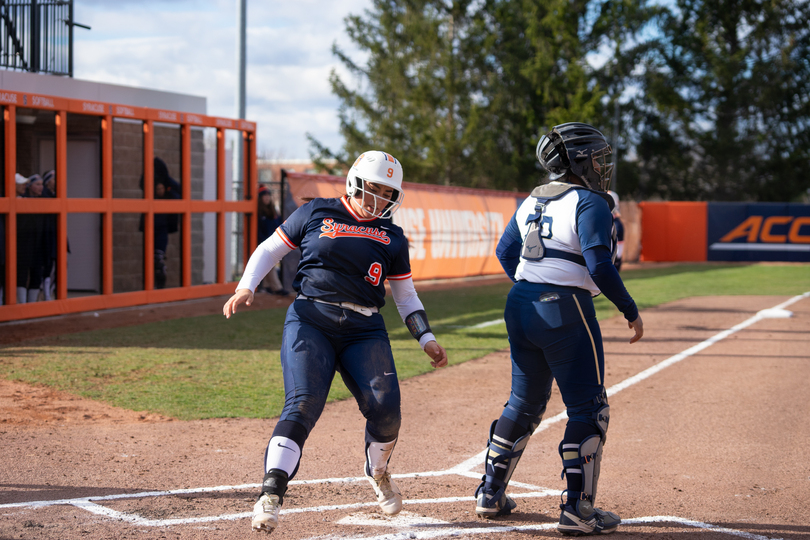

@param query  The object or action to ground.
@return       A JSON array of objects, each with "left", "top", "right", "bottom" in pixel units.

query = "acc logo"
[{"left": 720, "top": 216, "right": 810, "bottom": 244}]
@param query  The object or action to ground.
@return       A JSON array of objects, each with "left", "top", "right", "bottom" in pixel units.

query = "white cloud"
[{"left": 73, "top": 0, "right": 371, "bottom": 158}]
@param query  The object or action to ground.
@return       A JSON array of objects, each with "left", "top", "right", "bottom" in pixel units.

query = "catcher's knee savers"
[
  {"left": 475, "top": 420, "right": 532, "bottom": 517},
  {"left": 559, "top": 395, "right": 610, "bottom": 507}
]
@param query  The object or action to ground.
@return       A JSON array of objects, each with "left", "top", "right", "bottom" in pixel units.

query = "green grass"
[{"left": 1, "top": 263, "right": 807, "bottom": 420}]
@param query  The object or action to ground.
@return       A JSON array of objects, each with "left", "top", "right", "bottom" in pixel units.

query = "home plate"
[
  {"left": 758, "top": 308, "right": 793, "bottom": 319},
  {"left": 337, "top": 511, "right": 449, "bottom": 528}
]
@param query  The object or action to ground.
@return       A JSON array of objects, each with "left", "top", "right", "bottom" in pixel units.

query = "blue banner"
[{"left": 707, "top": 203, "right": 810, "bottom": 262}]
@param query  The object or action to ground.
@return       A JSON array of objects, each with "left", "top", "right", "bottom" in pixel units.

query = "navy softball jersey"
[{"left": 277, "top": 196, "right": 412, "bottom": 308}]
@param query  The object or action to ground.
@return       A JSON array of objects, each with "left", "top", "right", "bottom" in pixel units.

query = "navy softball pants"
[
  {"left": 278, "top": 298, "right": 401, "bottom": 442},
  {"left": 502, "top": 281, "right": 606, "bottom": 429}
]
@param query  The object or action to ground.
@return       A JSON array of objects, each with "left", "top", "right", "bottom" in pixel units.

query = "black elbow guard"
[{"left": 405, "top": 310, "right": 432, "bottom": 341}]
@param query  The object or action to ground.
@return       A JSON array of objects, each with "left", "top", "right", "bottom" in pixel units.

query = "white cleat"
[
  {"left": 366, "top": 471, "right": 403, "bottom": 516},
  {"left": 251, "top": 493, "right": 281, "bottom": 533}
]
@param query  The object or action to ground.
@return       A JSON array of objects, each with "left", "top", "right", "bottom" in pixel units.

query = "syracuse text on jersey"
[{"left": 319, "top": 218, "right": 392, "bottom": 245}]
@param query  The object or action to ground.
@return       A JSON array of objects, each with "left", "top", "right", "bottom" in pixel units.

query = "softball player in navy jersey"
[
  {"left": 473, "top": 123, "right": 643, "bottom": 535},
  {"left": 223, "top": 151, "right": 448, "bottom": 534}
]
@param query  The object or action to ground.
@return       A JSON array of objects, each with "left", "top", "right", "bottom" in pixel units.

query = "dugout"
[{"left": 0, "top": 71, "right": 257, "bottom": 322}]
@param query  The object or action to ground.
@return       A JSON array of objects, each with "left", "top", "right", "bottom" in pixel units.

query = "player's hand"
[
  {"left": 424, "top": 341, "right": 448, "bottom": 368},
  {"left": 628, "top": 315, "right": 644, "bottom": 344},
  {"left": 223, "top": 289, "right": 254, "bottom": 319}
]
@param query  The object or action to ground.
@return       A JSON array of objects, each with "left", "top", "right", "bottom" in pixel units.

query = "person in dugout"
[
  {"left": 256, "top": 184, "right": 287, "bottom": 295},
  {"left": 139, "top": 157, "right": 181, "bottom": 289},
  {"left": 16, "top": 175, "right": 46, "bottom": 303}
]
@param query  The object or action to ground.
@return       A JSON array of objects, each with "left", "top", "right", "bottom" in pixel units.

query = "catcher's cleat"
[
  {"left": 366, "top": 470, "right": 402, "bottom": 515},
  {"left": 251, "top": 493, "right": 281, "bottom": 533},
  {"left": 558, "top": 500, "right": 620, "bottom": 536},
  {"left": 475, "top": 486, "right": 517, "bottom": 518}
]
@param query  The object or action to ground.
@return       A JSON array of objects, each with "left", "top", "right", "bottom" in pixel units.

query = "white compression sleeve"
[
  {"left": 265, "top": 436, "right": 301, "bottom": 476},
  {"left": 389, "top": 277, "right": 436, "bottom": 349},
  {"left": 236, "top": 231, "right": 293, "bottom": 292}
]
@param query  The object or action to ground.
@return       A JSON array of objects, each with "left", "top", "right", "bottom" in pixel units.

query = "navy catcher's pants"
[
  {"left": 502, "top": 281, "right": 606, "bottom": 429},
  {"left": 279, "top": 298, "right": 401, "bottom": 442}
]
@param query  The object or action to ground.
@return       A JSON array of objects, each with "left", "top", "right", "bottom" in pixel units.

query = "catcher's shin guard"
[
  {"left": 475, "top": 420, "right": 530, "bottom": 518},
  {"left": 558, "top": 400, "right": 619, "bottom": 535},
  {"left": 560, "top": 434, "right": 603, "bottom": 507},
  {"left": 560, "top": 399, "right": 609, "bottom": 506}
]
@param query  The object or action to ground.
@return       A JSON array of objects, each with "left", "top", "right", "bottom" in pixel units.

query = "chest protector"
[{"left": 521, "top": 183, "right": 615, "bottom": 265}]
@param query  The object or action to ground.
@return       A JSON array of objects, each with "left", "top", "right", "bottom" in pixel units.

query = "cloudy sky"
[{"left": 73, "top": 0, "right": 371, "bottom": 160}]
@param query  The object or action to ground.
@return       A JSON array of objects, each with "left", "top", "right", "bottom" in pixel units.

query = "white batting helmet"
[{"left": 346, "top": 151, "right": 404, "bottom": 219}]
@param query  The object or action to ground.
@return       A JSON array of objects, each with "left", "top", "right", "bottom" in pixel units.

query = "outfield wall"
[{"left": 640, "top": 201, "right": 810, "bottom": 262}]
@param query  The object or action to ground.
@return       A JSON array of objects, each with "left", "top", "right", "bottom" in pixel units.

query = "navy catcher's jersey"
[{"left": 277, "top": 196, "right": 411, "bottom": 308}]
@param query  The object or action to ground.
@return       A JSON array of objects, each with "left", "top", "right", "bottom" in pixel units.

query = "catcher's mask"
[{"left": 536, "top": 122, "right": 614, "bottom": 192}]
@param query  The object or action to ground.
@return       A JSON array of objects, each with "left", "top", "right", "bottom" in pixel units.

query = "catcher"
[{"left": 473, "top": 123, "right": 643, "bottom": 535}]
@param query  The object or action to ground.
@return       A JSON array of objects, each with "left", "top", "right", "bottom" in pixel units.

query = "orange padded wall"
[{"left": 639, "top": 202, "right": 708, "bottom": 261}]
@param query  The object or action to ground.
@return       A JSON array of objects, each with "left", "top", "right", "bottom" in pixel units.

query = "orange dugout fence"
[{"left": 1, "top": 89, "right": 257, "bottom": 322}]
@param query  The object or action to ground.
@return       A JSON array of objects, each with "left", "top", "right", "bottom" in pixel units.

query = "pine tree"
[
  {"left": 630, "top": 0, "right": 810, "bottom": 201},
  {"left": 311, "top": 0, "right": 617, "bottom": 191}
]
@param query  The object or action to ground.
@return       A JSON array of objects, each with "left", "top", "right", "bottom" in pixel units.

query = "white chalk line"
[
  {"left": 310, "top": 515, "right": 785, "bottom": 540},
  {"left": 469, "top": 318, "right": 505, "bottom": 329},
  {"left": 0, "top": 473, "right": 548, "bottom": 511},
  {"left": 3, "top": 292, "right": 806, "bottom": 538},
  {"left": 455, "top": 291, "right": 810, "bottom": 471},
  {"left": 8, "top": 496, "right": 788, "bottom": 540}
]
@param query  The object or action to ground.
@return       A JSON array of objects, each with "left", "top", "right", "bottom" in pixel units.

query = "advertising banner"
[
  {"left": 707, "top": 203, "right": 810, "bottom": 262},
  {"left": 284, "top": 172, "right": 525, "bottom": 280}
]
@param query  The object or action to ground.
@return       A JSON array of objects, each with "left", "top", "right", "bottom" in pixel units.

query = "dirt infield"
[{"left": 1, "top": 289, "right": 809, "bottom": 540}]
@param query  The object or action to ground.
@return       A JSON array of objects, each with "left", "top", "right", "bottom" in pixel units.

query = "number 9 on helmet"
[{"left": 346, "top": 151, "right": 405, "bottom": 219}]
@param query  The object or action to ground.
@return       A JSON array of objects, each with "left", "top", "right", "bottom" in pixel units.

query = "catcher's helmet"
[
  {"left": 536, "top": 122, "right": 614, "bottom": 192},
  {"left": 346, "top": 151, "right": 404, "bottom": 219}
]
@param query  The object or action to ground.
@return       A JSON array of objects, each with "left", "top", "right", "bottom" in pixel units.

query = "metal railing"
[{"left": 0, "top": 0, "right": 86, "bottom": 76}]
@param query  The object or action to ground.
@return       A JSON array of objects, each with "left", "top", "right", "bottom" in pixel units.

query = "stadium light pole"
[
  {"left": 231, "top": 0, "right": 247, "bottom": 277},
  {"left": 235, "top": 0, "right": 247, "bottom": 193},
  {"left": 237, "top": 0, "right": 247, "bottom": 122}
]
